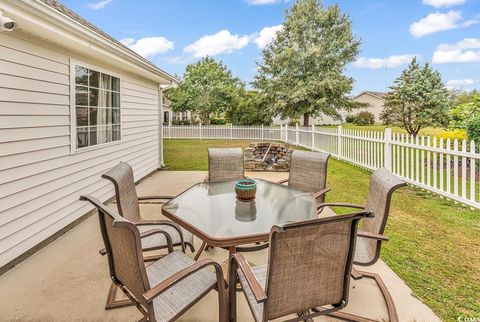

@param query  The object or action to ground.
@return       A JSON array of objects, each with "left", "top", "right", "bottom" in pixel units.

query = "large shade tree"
[
  {"left": 254, "top": 0, "right": 361, "bottom": 126},
  {"left": 165, "top": 57, "right": 241, "bottom": 124},
  {"left": 381, "top": 57, "right": 451, "bottom": 136},
  {"left": 226, "top": 89, "right": 273, "bottom": 126}
]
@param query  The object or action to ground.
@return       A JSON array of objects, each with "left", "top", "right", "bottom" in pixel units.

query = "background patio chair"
[
  {"left": 277, "top": 150, "right": 331, "bottom": 205},
  {"left": 80, "top": 195, "right": 227, "bottom": 322},
  {"left": 228, "top": 211, "right": 372, "bottom": 322},
  {"left": 102, "top": 162, "right": 194, "bottom": 256},
  {"left": 317, "top": 167, "right": 406, "bottom": 322},
  {"left": 207, "top": 148, "right": 244, "bottom": 182}
]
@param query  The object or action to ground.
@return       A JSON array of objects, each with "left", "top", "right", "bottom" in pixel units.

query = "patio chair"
[
  {"left": 102, "top": 162, "right": 195, "bottom": 256},
  {"left": 277, "top": 150, "right": 331, "bottom": 205},
  {"left": 229, "top": 211, "right": 373, "bottom": 322},
  {"left": 207, "top": 148, "right": 244, "bottom": 182},
  {"left": 317, "top": 167, "right": 406, "bottom": 322},
  {"left": 80, "top": 195, "right": 227, "bottom": 322}
]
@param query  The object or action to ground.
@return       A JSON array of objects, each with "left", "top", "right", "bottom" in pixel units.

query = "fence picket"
[
  {"left": 462, "top": 140, "right": 467, "bottom": 199},
  {"left": 439, "top": 138, "right": 444, "bottom": 191},
  {"left": 470, "top": 141, "right": 476, "bottom": 202},
  {"left": 454, "top": 139, "right": 459, "bottom": 197}
]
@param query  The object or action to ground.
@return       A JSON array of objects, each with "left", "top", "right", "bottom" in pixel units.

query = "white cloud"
[
  {"left": 422, "top": 0, "right": 465, "bottom": 8},
  {"left": 87, "top": 0, "right": 113, "bottom": 10},
  {"left": 433, "top": 49, "right": 480, "bottom": 63},
  {"left": 353, "top": 54, "right": 418, "bottom": 69},
  {"left": 432, "top": 38, "right": 480, "bottom": 63},
  {"left": 183, "top": 30, "right": 250, "bottom": 58},
  {"left": 254, "top": 25, "right": 283, "bottom": 49},
  {"left": 120, "top": 37, "right": 174, "bottom": 57},
  {"left": 409, "top": 10, "right": 478, "bottom": 38},
  {"left": 445, "top": 78, "right": 477, "bottom": 89},
  {"left": 246, "top": 0, "right": 282, "bottom": 5},
  {"left": 437, "top": 38, "right": 480, "bottom": 50}
]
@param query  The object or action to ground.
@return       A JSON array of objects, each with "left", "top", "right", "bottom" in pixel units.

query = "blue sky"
[{"left": 63, "top": 0, "right": 480, "bottom": 95}]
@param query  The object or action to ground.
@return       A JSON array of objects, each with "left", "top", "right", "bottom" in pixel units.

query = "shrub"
[
  {"left": 466, "top": 115, "right": 480, "bottom": 144},
  {"left": 288, "top": 119, "right": 300, "bottom": 126},
  {"left": 210, "top": 118, "right": 227, "bottom": 125},
  {"left": 437, "top": 129, "right": 467, "bottom": 142},
  {"left": 353, "top": 111, "right": 375, "bottom": 126},
  {"left": 345, "top": 114, "right": 355, "bottom": 123},
  {"left": 171, "top": 119, "right": 191, "bottom": 125}
]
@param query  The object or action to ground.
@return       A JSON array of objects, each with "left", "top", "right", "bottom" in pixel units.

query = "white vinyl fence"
[{"left": 164, "top": 124, "right": 480, "bottom": 208}]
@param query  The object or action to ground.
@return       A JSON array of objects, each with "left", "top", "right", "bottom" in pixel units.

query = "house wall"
[
  {"left": 352, "top": 93, "right": 385, "bottom": 123},
  {"left": 0, "top": 32, "right": 161, "bottom": 269}
]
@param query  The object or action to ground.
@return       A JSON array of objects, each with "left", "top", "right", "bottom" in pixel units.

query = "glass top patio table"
[{"left": 161, "top": 179, "right": 317, "bottom": 247}]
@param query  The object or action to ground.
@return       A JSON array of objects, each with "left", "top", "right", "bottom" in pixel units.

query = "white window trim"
[{"left": 69, "top": 59, "right": 123, "bottom": 155}]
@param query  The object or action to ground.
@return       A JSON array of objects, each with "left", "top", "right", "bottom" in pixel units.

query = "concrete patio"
[{"left": 0, "top": 170, "right": 440, "bottom": 322}]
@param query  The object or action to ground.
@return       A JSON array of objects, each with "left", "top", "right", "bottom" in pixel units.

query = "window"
[
  {"left": 182, "top": 111, "right": 188, "bottom": 120},
  {"left": 74, "top": 65, "right": 121, "bottom": 149},
  {"left": 163, "top": 111, "right": 169, "bottom": 124}
]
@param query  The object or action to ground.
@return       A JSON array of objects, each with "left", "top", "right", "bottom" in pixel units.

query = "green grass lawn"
[{"left": 163, "top": 139, "right": 479, "bottom": 321}]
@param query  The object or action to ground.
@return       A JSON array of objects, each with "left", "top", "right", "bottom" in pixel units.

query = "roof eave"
[{"left": 7, "top": 0, "right": 178, "bottom": 84}]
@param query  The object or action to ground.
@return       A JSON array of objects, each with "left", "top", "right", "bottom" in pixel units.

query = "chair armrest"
[
  {"left": 357, "top": 231, "right": 388, "bottom": 241},
  {"left": 276, "top": 178, "right": 288, "bottom": 185},
  {"left": 143, "top": 258, "right": 226, "bottom": 303},
  {"left": 138, "top": 195, "right": 174, "bottom": 204},
  {"left": 230, "top": 253, "right": 267, "bottom": 303},
  {"left": 312, "top": 188, "right": 331, "bottom": 200},
  {"left": 135, "top": 220, "right": 186, "bottom": 252},
  {"left": 317, "top": 202, "right": 365, "bottom": 211},
  {"left": 140, "top": 229, "right": 174, "bottom": 253}
]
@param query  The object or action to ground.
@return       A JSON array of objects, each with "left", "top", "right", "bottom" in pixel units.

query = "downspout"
[{"left": 158, "top": 83, "right": 175, "bottom": 168}]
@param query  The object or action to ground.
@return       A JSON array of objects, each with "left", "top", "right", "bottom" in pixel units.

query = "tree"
[
  {"left": 253, "top": 0, "right": 361, "bottom": 126},
  {"left": 165, "top": 57, "right": 241, "bottom": 124},
  {"left": 226, "top": 89, "right": 273, "bottom": 125},
  {"left": 380, "top": 57, "right": 451, "bottom": 136},
  {"left": 449, "top": 90, "right": 480, "bottom": 129}
]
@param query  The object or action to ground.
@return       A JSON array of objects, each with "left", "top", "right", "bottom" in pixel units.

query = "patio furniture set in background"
[{"left": 80, "top": 147, "right": 406, "bottom": 322}]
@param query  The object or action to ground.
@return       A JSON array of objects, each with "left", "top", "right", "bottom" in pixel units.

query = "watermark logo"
[{"left": 458, "top": 317, "right": 480, "bottom": 322}]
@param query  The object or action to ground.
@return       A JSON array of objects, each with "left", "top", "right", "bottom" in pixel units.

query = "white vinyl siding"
[{"left": 0, "top": 32, "right": 161, "bottom": 268}]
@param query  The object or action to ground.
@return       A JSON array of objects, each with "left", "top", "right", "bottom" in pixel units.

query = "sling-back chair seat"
[
  {"left": 237, "top": 265, "right": 267, "bottom": 322},
  {"left": 137, "top": 224, "right": 193, "bottom": 252},
  {"left": 102, "top": 162, "right": 194, "bottom": 253},
  {"left": 229, "top": 212, "right": 372, "bottom": 322},
  {"left": 80, "top": 195, "right": 227, "bottom": 322},
  {"left": 207, "top": 148, "right": 244, "bottom": 182},
  {"left": 277, "top": 150, "right": 331, "bottom": 204},
  {"left": 146, "top": 251, "right": 218, "bottom": 322}
]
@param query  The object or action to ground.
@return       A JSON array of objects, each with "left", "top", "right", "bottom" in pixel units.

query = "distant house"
[
  {"left": 0, "top": 0, "right": 177, "bottom": 270},
  {"left": 271, "top": 91, "right": 387, "bottom": 126},
  {"left": 161, "top": 96, "right": 194, "bottom": 125},
  {"left": 352, "top": 91, "right": 386, "bottom": 123}
]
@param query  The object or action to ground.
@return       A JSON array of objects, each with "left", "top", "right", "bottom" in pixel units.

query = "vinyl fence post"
[
  {"left": 280, "top": 124, "right": 283, "bottom": 141},
  {"left": 230, "top": 123, "right": 233, "bottom": 140},
  {"left": 168, "top": 124, "right": 171, "bottom": 139},
  {"left": 337, "top": 124, "right": 342, "bottom": 159},
  {"left": 261, "top": 124, "right": 264, "bottom": 141},
  {"left": 384, "top": 127, "right": 392, "bottom": 171},
  {"left": 199, "top": 123, "right": 203, "bottom": 140},
  {"left": 285, "top": 124, "right": 289, "bottom": 143},
  {"left": 295, "top": 123, "right": 299, "bottom": 145},
  {"left": 311, "top": 124, "right": 315, "bottom": 150}
]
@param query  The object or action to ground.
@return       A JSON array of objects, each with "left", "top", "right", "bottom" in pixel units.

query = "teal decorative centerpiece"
[{"left": 234, "top": 178, "right": 257, "bottom": 201}]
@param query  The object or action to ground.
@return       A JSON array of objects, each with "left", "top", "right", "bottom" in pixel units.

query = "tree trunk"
[{"left": 303, "top": 112, "right": 310, "bottom": 127}]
